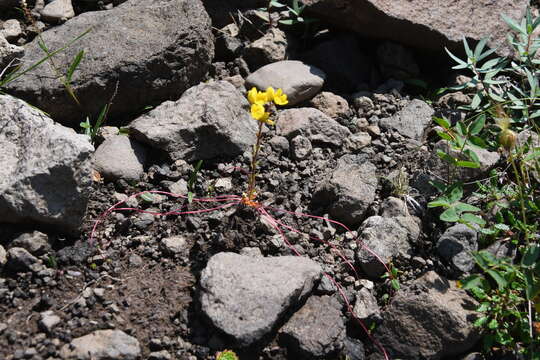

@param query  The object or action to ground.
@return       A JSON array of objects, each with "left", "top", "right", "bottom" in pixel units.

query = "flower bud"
[{"left": 499, "top": 129, "right": 517, "bottom": 151}]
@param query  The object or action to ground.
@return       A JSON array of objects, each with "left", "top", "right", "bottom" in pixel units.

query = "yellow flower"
[
  {"left": 265, "top": 87, "right": 275, "bottom": 101},
  {"left": 273, "top": 88, "right": 288, "bottom": 105},
  {"left": 248, "top": 87, "right": 267, "bottom": 105},
  {"left": 250, "top": 104, "right": 274, "bottom": 125}
]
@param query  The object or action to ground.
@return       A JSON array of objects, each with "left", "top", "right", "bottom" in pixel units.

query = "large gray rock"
[
  {"left": 129, "top": 81, "right": 257, "bottom": 161},
  {"left": 437, "top": 224, "right": 478, "bottom": 273},
  {"left": 276, "top": 108, "right": 351, "bottom": 147},
  {"left": 0, "top": 95, "right": 93, "bottom": 233},
  {"left": 312, "top": 155, "right": 378, "bottom": 227},
  {"left": 60, "top": 329, "right": 141, "bottom": 360},
  {"left": 200, "top": 252, "right": 322, "bottom": 347},
  {"left": 379, "top": 99, "right": 434, "bottom": 141},
  {"left": 356, "top": 216, "right": 420, "bottom": 278},
  {"left": 7, "top": 0, "right": 214, "bottom": 126},
  {"left": 92, "top": 135, "right": 147, "bottom": 181},
  {"left": 300, "top": 0, "right": 528, "bottom": 57},
  {"left": 245, "top": 60, "right": 326, "bottom": 106},
  {"left": 7, "top": 247, "right": 39, "bottom": 272},
  {"left": 375, "top": 271, "right": 481, "bottom": 359},
  {"left": 279, "top": 295, "right": 345, "bottom": 358}
]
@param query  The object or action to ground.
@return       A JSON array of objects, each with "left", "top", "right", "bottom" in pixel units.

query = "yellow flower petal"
[
  {"left": 265, "top": 87, "right": 275, "bottom": 101},
  {"left": 251, "top": 103, "right": 266, "bottom": 120},
  {"left": 255, "top": 91, "right": 267, "bottom": 105},
  {"left": 272, "top": 88, "right": 288, "bottom": 105},
  {"left": 247, "top": 87, "right": 258, "bottom": 105}
]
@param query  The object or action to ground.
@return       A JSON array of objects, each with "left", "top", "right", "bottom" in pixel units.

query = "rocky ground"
[{"left": 0, "top": 0, "right": 534, "bottom": 359}]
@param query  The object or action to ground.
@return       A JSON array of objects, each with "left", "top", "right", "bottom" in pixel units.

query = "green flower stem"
[{"left": 246, "top": 121, "right": 264, "bottom": 200}]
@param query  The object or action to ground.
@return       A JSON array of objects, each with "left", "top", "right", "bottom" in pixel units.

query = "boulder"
[
  {"left": 356, "top": 215, "right": 420, "bottom": 278},
  {"left": 7, "top": 0, "right": 214, "bottom": 126},
  {"left": 279, "top": 295, "right": 346, "bottom": 358},
  {"left": 200, "top": 252, "right": 322, "bottom": 347},
  {"left": 276, "top": 108, "right": 351, "bottom": 147},
  {"left": 245, "top": 60, "right": 326, "bottom": 106},
  {"left": 312, "top": 155, "right": 378, "bottom": 227},
  {"left": 299, "top": 0, "right": 528, "bottom": 57},
  {"left": 92, "top": 135, "right": 147, "bottom": 181},
  {"left": 375, "top": 271, "right": 481, "bottom": 359},
  {"left": 129, "top": 81, "right": 257, "bottom": 161},
  {"left": 0, "top": 95, "right": 93, "bottom": 233},
  {"left": 60, "top": 329, "right": 141, "bottom": 360}
]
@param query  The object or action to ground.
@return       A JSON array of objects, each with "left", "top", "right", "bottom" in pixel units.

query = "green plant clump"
[{"left": 431, "top": 7, "right": 540, "bottom": 358}]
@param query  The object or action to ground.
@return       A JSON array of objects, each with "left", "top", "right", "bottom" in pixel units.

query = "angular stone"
[
  {"left": 290, "top": 135, "right": 312, "bottom": 161},
  {"left": 380, "top": 196, "right": 409, "bottom": 218},
  {"left": 200, "top": 252, "right": 322, "bottom": 347},
  {"left": 379, "top": 99, "right": 434, "bottom": 141},
  {"left": 1, "top": 19, "right": 22, "bottom": 42},
  {"left": 356, "top": 216, "right": 420, "bottom": 277},
  {"left": 353, "top": 287, "right": 381, "bottom": 322},
  {"left": 312, "top": 155, "right": 377, "bottom": 227},
  {"left": 437, "top": 224, "right": 478, "bottom": 273},
  {"left": 10, "top": 231, "right": 51, "bottom": 256},
  {"left": 300, "top": 0, "right": 528, "bottom": 58},
  {"left": 276, "top": 108, "right": 351, "bottom": 147},
  {"left": 39, "top": 310, "right": 61, "bottom": 333},
  {"left": 7, "top": 247, "right": 39, "bottom": 272},
  {"left": 160, "top": 235, "right": 188, "bottom": 255},
  {"left": 0, "top": 95, "right": 93, "bottom": 233},
  {"left": 60, "top": 329, "right": 141, "bottom": 360},
  {"left": 375, "top": 271, "right": 481, "bottom": 359},
  {"left": 308, "top": 91, "right": 351, "bottom": 119},
  {"left": 0, "top": 245, "right": 7, "bottom": 267},
  {"left": 245, "top": 60, "right": 326, "bottom": 106},
  {"left": 7, "top": 0, "right": 214, "bottom": 126},
  {"left": 93, "top": 135, "right": 147, "bottom": 181},
  {"left": 129, "top": 81, "right": 257, "bottom": 161},
  {"left": 280, "top": 295, "right": 345, "bottom": 358},
  {"left": 40, "top": 0, "right": 75, "bottom": 22},
  {"left": 244, "top": 28, "right": 288, "bottom": 70}
]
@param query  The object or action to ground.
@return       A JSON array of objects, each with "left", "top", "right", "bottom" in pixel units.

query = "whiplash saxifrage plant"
[{"left": 90, "top": 86, "right": 393, "bottom": 360}]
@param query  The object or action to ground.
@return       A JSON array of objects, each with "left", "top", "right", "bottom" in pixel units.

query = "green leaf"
[
  {"left": 487, "top": 318, "right": 499, "bottom": 329},
  {"left": 66, "top": 50, "right": 84, "bottom": 82},
  {"left": 427, "top": 198, "right": 450, "bottom": 208},
  {"left": 187, "top": 191, "right": 194, "bottom": 204},
  {"left": 433, "top": 116, "right": 451, "bottom": 129},
  {"left": 486, "top": 269, "right": 508, "bottom": 290},
  {"left": 456, "top": 160, "right": 481, "bottom": 168},
  {"left": 440, "top": 206, "right": 459, "bottom": 222},
  {"left": 469, "top": 115, "right": 485, "bottom": 135},
  {"left": 391, "top": 279, "right": 400, "bottom": 291},
  {"left": 454, "top": 202, "right": 481, "bottom": 213},
  {"left": 464, "top": 148, "right": 480, "bottom": 163},
  {"left": 445, "top": 47, "right": 468, "bottom": 67},
  {"left": 462, "top": 37, "right": 473, "bottom": 58},
  {"left": 278, "top": 19, "right": 295, "bottom": 25},
  {"left": 477, "top": 302, "right": 490, "bottom": 312},
  {"left": 474, "top": 37, "right": 488, "bottom": 60},
  {"left": 436, "top": 149, "right": 456, "bottom": 164},
  {"left": 494, "top": 223, "right": 510, "bottom": 231},
  {"left": 474, "top": 316, "right": 489, "bottom": 327},
  {"left": 460, "top": 274, "right": 484, "bottom": 290},
  {"left": 461, "top": 212, "right": 486, "bottom": 226},
  {"left": 269, "top": 0, "right": 286, "bottom": 7},
  {"left": 502, "top": 14, "right": 527, "bottom": 35},
  {"left": 525, "top": 272, "right": 540, "bottom": 300},
  {"left": 470, "top": 93, "right": 482, "bottom": 110},
  {"left": 521, "top": 245, "right": 540, "bottom": 267},
  {"left": 447, "top": 184, "right": 463, "bottom": 203},
  {"left": 79, "top": 121, "right": 90, "bottom": 129},
  {"left": 436, "top": 131, "right": 453, "bottom": 141}
]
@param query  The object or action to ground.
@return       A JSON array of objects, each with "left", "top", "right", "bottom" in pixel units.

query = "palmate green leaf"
[
  {"left": 486, "top": 269, "right": 508, "bottom": 290},
  {"left": 440, "top": 206, "right": 459, "bottom": 222}
]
